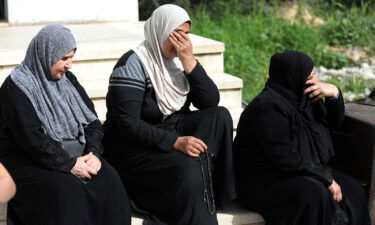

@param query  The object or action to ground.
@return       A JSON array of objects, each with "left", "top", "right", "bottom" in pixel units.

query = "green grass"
[{"left": 189, "top": 1, "right": 375, "bottom": 102}]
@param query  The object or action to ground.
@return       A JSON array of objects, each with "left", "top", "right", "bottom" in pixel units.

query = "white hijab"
[{"left": 133, "top": 4, "right": 191, "bottom": 117}]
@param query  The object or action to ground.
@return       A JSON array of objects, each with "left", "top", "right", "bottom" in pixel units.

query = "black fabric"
[
  {"left": 268, "top": 51, "right": 335, "bottom": 165},
  {"left": 8, "top": 160, "right": 130, "bottom": 225},
  {"left": 0, "top": 71, "right": 131, "bottom": 224},
  {"left": 238, "top": 170, "right": 368, "bottom": 225},
  {"left": 103, "top": 52, "right": 236, "bottom": 225},
  {"left": 234, "top": 51, "right": 370, "bottom": 225}
]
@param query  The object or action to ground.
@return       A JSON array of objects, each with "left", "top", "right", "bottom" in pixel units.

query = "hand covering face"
[
  {"left": 133, "top": 4, "right": 191, "bottom": 117},
  {"left": 10, "top": 24, "right": 97, "bottom": 143},
  {"left": 266, "top": 51, "right": 335, "bottom": 164}
]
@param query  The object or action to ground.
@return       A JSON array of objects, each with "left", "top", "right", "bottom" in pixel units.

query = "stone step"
[
  {"left": 130, "top": 202, "right": 265, "bottom": 225},
  {"left": 0, "top": 202, "right": 266, "bottom": 225},
  {"left": 81, "top": 72, "right": 243, "bottom": 126},
  {"left": 0, "top": 21, "right": 224, "bottom": 84},
  {"left": 0, "top": 203, "right": 5, "bottom": 225}
]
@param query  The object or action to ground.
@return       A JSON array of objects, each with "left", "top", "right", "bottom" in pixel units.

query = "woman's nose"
[{"left": 65, "top": 59, "right": 73, "bottom": 69}]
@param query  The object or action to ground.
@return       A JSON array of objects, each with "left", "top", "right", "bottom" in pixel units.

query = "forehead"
[{"left": 176, "top": 22, "right": 191, "bottom": 32}]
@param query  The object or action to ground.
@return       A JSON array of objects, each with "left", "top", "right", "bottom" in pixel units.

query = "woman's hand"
[
  {"left": 304, "top": 77, "right": 339, "bottom": 102},
  {"left": 328, "top": 180, "right": 342, "bottom": 202},
  {"left": 169, "top": 31, "right": 197, "bottom": 73},
  {"left": 71, "top": 153, "right": 98, "bottom": 179},
  {"left": 85, "top": 153, "right": 102, "bottom": 172},
  {"left": 173, "top": 136, "right": 207, "bottom": 157},
  {"left": 0, "top": 163, "right": 16, "bottom": 203}
]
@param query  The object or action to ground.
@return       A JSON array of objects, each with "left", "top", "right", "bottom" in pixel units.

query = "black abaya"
[
  {"left": 234, "top": 51, "right": 370, "bottom": 225},
  {"left": 103, "top": 51, "right": 236, "bottom": 225},
  {"left": 0, "top": 72, "right": 131, "bottom": 225},
  {"left": 8, "top": 161, "right": 129, "bottom": 225}
]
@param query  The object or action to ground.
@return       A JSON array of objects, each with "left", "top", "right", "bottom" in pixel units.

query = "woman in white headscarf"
[
  {"left": 0, "top": 24, "right": 130, "bottom": 225},
  {"left": 103, "top": 4, "right": 236, "bottom": 225}
]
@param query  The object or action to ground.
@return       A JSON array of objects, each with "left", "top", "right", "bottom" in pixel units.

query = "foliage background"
[{"left": 138, "top": 0, "right": 375, "bottom": 102}]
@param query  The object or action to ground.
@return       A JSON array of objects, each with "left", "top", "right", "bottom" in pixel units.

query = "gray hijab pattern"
[{"left": 10, "top": 24, "right": 97, "bottom": 143}]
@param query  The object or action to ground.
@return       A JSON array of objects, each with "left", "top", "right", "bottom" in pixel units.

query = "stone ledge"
[
  {"left": 130, "top": 202, "right": 265, "bottom": 225},
  {"left": 83, "top": 72, "right": 242, "bottom": 99},
  {"left": 0, "top": 22, "right": 224, "bottom": 67}
]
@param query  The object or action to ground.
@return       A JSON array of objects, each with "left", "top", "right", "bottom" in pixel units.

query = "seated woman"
[
  {"left": 0, "top": 24, "right": 130, "bottom": 225},
  {"left": 0, "top": 163, "right": 16, "bottom": 203},
  {"left": 233, "top": 51, "right": 370, "bottom": 225},
  {"left": 103, "top": 4, "right": 236, "bottom": 225}
]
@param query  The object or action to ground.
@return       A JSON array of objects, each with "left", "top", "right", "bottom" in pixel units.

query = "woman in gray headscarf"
[
  {"left": 103, "top": 4, "right": 236, "bottom": 225},
  {"left": 0, "top": 24, "right": 130, "bottom": 225}
]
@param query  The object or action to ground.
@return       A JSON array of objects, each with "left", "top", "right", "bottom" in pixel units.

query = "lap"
[
  {"left": 242, "top": 176, "right": 332, "bottom": 209},
  {"left": 179, "top": 106, "right": 232, "bottom": 136}
]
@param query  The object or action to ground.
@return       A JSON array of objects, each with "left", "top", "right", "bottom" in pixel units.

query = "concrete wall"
[{"left": 6, "top": 0, "right": 138, "bottom": 24}]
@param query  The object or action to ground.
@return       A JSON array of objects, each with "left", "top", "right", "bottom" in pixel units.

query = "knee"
[
  {"left": 213, "top": 106, "right": 232, "bottom": 125},
  {"left": 45, "top": 175, "right": 84, "bottom": 200},
  {"left": 296, "top": 177, "right": 330, "bottom": 206}
]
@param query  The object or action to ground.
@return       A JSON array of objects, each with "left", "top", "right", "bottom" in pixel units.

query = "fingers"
[
  {"left": 86, "top": 157, "right": 101, "bottom": 172},
  {"left": 173, "top": 136, "right": 208, "bottom": 157},
  {"left": 86, "top": 159, "right": 97, "bottom": 170},
  {"left": 80, "top": 169, "right": 92, "bottom": 179},
  {"left": 328, "top": 180, "right": 342, "bottom": 202},
  {"left": 96, "top": 161, "right": 102, "bottom": 172},
  {"left": 189, "top": 137, "right": 207, "bottom": 152},
  {"left": 333, "top": 190, "right": 342, "bottom": 202},
  {"left": 186, "top": 150, "right": 200, "bottom": 158},
  {"left": 81, "top": 152, "right": 93, "bottom": 161},
  {"left": 304, "top": 83, "right": 318, "bottom": 95},
  {"left": 169, "top": 34, "right": 181, "bottom": 49},
  {"left": 174, "top": 31, "right": 189, "bottom": 42},
  {"left": 169, "top": 31, "right": 191, "bottom": 49},
  {"left": 305, "top": 79, "right": 316, "bottom": 86},
  {"left": 86, "top": 165, "right": 97, "bottom": 176},
  {"left": 192, "top": 137, "right": 207, "bottom": 149}
]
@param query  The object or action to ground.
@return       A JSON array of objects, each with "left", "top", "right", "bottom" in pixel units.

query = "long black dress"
[
  {"left": 233, "top": 51, "right": 370, "bottom": 225},
  {"left": 103, "top": 51, "right": 236, "bottom": 225},
  {"left": 0, "top": 71, "right": 131, "bottom": 225}
]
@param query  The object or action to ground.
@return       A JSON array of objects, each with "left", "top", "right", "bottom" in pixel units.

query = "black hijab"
[{"left": 266, "top": 51, "right": 335, "bottom": 164}]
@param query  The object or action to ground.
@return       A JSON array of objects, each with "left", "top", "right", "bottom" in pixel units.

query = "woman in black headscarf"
[
  {"left": 234, "top": 51, "right": 370, "bottom": 225},
  {"left": 0, "top": 24, "right": 130, "bottom": 225}
]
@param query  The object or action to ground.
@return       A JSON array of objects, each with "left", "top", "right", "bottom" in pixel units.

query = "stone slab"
[{"left": 0, "top": 21, "right": 224, "bottom": 66}]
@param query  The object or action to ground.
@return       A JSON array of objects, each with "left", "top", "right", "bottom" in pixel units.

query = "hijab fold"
[
  {"left": 133, "top": 4, "right": 190, "bottom": 117},
  {"left": 10, "top": 24, "right": 97, "bottom": 144},
  {"left": 266, "top": 51, "right": 335, "bottom": 164}
]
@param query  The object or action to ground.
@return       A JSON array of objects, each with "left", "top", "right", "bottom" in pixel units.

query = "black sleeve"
[
  {"left": 185, "top": 62, "right": 220, "bottom": 109},
  {"left": 2, "top": 80, "right": 76, "bottom": 172},
  {"left": 255, "top": 103, "right": 333, "bottom": 186},
  {"left": 83, "top": 120, "right": 103, "bottom": 157},
  {"left": 66, "top": 71, "right": 103, "bottom": 157},
  {"left": 108, "top": 86, "right": 179, "bottom": 151},
  {"left": 325, "top": 89, "right": 345, "bottom": 129}
]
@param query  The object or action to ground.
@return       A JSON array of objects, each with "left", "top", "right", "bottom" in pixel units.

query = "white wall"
[{"left": 7, "top": 0, "right": 138, "bottom": 24}]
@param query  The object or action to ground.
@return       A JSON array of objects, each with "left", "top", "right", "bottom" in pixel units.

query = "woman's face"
[
  {"left": 50, "top": 50, "right": 75, "bottom": 80},
  {"left": 162, "top": 22, "right": 191, "bottom": 58}
]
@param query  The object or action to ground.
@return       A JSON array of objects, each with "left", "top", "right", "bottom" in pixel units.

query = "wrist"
[{"left": 182, "top": 58, "right": 197, "bottom": 74}]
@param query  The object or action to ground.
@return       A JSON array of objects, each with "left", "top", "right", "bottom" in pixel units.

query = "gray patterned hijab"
[{"left": 10, "top": 24, "right": 97, "bottom": 143}]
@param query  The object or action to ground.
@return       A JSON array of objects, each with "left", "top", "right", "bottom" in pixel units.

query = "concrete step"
[
  {"left": 0, "top": 203, "right": 5, "bottom": 225},
  {"left": 130, "top": 202, "right": 265, "bottom": 225},
  {"left": 82, "top": 72, "right": 243, "bottom": 128},
  {"left": 0, "top": 21, "right": 224, "bottom": 84},
  {"left": 0, "top": 202, "right": 265, "bottom": 225}
]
